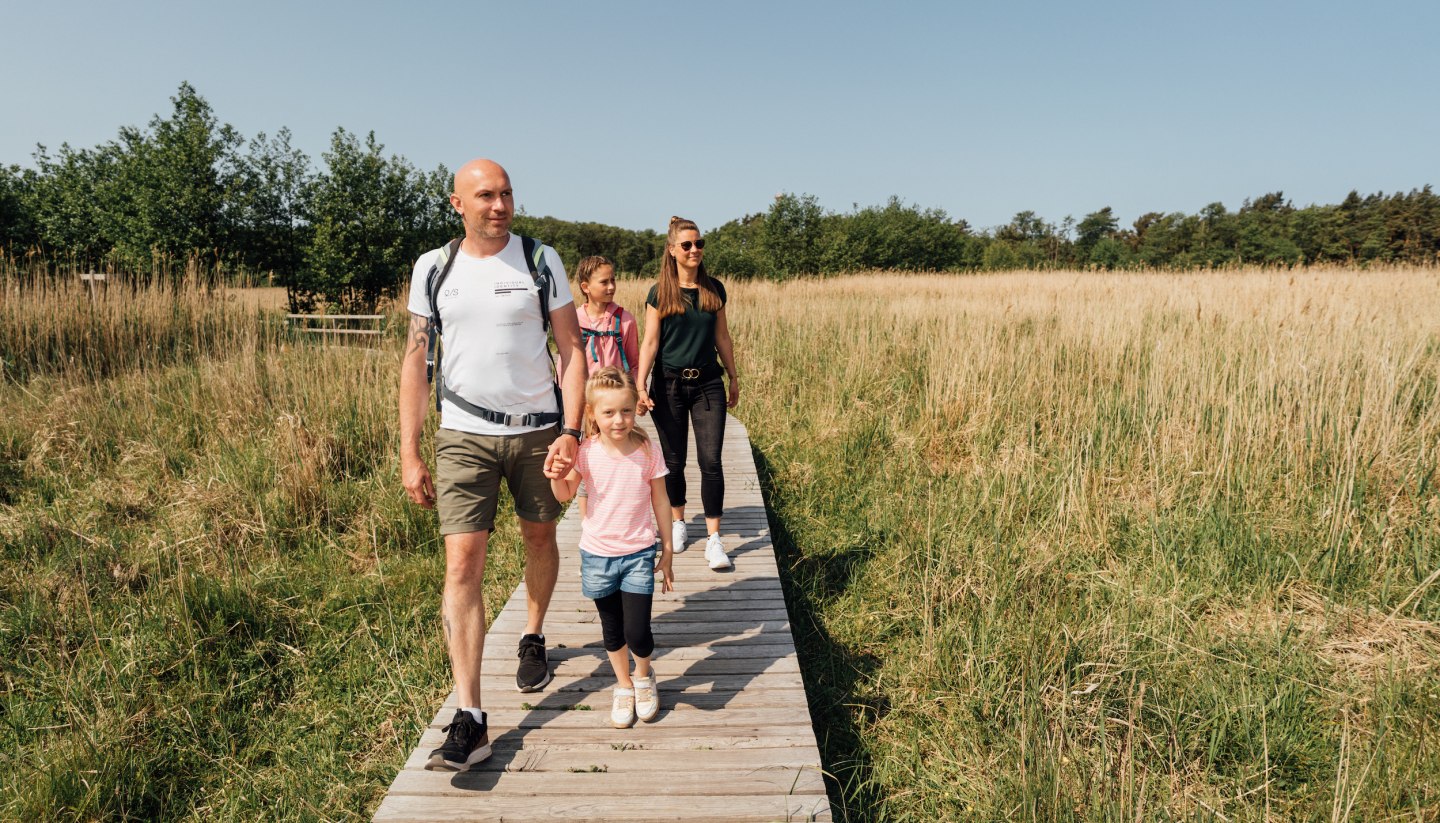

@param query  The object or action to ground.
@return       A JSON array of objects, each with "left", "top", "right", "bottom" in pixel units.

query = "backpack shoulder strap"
[
  {"left": 520, "top": 235, "right": 555, "bottom": 333},
  {"left": 424, "top": 238, "right": 462, "bottom": 392}
]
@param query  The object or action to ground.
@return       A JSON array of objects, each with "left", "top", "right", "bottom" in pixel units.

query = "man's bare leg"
[
  {"left": 443, "top": 530, "right": 489, "bottom": 708},
  {"left": 518, "top": 517, "right": 559, "bottom": 636}
]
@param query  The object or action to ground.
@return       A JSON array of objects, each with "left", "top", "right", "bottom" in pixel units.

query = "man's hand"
[
  {"left": 402, "top": 457, "right": 436, "bottom": 509},
  {"left": 544, "top": 431, "right": 578, "bottom": 477}
]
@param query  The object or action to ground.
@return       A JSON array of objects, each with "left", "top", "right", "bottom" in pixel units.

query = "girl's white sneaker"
[
  {"left": 611, "top": 687, "right": 636, "bottom": 728},
  {"left": 634, "top": 676, "right": 659, "bottom": 722}
]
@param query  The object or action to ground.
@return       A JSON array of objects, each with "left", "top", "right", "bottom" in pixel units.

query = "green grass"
[
  {"left": 3, "top": 269, "right": 1439, "bottom": 821},
  {"left": 1, "top": 323, "right": 526, "bottom": 820}
]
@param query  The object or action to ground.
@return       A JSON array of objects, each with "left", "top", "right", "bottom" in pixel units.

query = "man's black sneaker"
[
  {"left": 426, "top": 709, "right": 491, "bottom": 771},
  {"left": 516, "top": 633, "right": 552, "bottom": 692}
]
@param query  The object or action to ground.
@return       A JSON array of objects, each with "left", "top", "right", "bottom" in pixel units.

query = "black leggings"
[
  {"left": 593, "top": 590, "right": 654, "bottom": 658},
  {"left": 649, "top": 374, "right": 726, "bottom": 518}
]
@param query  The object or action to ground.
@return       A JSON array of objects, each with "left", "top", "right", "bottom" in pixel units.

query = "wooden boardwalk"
[{"left": 374, "top": 415, "right": 834, "bottom": 822}]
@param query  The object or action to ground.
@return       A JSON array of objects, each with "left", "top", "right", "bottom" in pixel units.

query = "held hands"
[
  {"left": 636, "top": 388, "right": 654, "bottom": 416},
  {"left": 544, "top": 431, "right": 578, "bottom": 477}
]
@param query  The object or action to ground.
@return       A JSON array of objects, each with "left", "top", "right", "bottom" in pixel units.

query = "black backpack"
[{"left": 423, "top": 236, "right": 563, "bottom": 426}]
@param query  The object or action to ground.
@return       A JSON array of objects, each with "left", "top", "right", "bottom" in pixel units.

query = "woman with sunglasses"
[{"left": 636, "top": 216, "right": 740, "bottom": 572}]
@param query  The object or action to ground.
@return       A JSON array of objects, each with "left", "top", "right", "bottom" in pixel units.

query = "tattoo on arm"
[
  {"left": 444, "top": 616, "right": 453, "bottom": 642},
  {"left": 407, "top": 315, "right": 429, "bottom": 356}
]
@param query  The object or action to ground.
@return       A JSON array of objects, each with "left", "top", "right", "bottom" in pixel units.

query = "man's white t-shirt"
[{"left": 407, "top": 234, "right": 573, "bottom": 436}]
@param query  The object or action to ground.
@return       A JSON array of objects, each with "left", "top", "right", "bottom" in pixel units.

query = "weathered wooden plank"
[
  {"left": 401, "top": 742, "right": 823, "bottom": 773},
  {"left": 401, "top": 732, "right": 826, "bottom": 769},
  {"left": 386, "top": 766, "right": 827, "bottom": 797},
  {"left": 428, "top": 706, "right": 814, "bottom": 731},
  {"left": 440, "top": 674, "right": 808, "bottom": 705},
  {"left": 477, "top": 651, "right": 800, "bottom": 675},
  {"left": 373, "top": 794, "right": 833, "bottom": 823},
  {"left": 475, "top": 643, "right": 799, "bottom": 668}
]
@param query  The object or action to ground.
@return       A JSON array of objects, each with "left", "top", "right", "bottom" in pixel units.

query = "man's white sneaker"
[
  {"left": 634, "top": 676, "right": 659, "bottom": 722},
  {"left": 671, "top": 519, "right": 688, "bottom": 554},
  {"left": 611, "top": 687, "right": 636, "bottom": 729},
  {"left": 705, "top": 533, "right": 732, "bottom": 570}
]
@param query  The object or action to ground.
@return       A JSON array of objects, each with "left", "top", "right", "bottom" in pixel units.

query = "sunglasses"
[{"left": 677, "top": 239, "right": 705, "bottom": 252}]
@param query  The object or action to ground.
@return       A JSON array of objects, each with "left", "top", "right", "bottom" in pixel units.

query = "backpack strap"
[
  {"left": 425, "top": 239, "right": 462, "bottom": 408},
  {"left": 520, "top": 235, "right": 555, "bottom": 333}
]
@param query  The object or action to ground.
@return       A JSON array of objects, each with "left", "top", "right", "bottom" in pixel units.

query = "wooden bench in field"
[
  {"left": 374, "top": 415, "right": 834, "bottom": 822},
  {"left": 286, "top": 313, "right": 385, "bottom": 339}
]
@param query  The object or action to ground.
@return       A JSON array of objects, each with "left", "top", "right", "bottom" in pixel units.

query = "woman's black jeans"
[{"left": 649, "top": 373, "right": 726, "bottom": 518}]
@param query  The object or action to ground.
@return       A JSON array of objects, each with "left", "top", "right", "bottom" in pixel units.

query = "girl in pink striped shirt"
[{"left": 546, "top": 367, "right": 675, "bottom": 728}]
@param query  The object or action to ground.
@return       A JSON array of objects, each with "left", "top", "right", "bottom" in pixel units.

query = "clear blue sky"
[{"left": 4, "top": 0, "right": 1437, "bottom": 234}]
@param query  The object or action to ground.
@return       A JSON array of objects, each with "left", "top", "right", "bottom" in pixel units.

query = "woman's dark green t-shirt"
[{"left": 645, "top": 280, "right": 727, "bottom": 372}]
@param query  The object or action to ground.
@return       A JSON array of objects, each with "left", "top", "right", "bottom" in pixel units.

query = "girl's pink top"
[
  {"left": 575, "top": 437, "right": 668, "bottom": 556},
  {"left": 571, "top": 302, "right": 639, "bottom": 385}
]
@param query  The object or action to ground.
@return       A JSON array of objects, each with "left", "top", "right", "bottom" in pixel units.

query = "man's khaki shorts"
[{"left": 435, "top": 426, "right": 562, "bottom": 535}]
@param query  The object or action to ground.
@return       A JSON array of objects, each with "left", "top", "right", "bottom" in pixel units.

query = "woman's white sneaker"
[
  {"left": 671, "top": 519, "right": 688, "bottom": 553},
  {"left": 634, "top": 676, "right": 659, "bottom": 722},
  {"left": 611, "top": 687, "right": 636, "bottom": 728},
  {"left": 705, "top": 533, "right": 732, "bottom": 570}
]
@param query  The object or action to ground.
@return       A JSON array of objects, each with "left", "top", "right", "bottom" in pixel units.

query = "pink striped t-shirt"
[{"left": 575, "top": 436, "right": 669, "bottom": 557}]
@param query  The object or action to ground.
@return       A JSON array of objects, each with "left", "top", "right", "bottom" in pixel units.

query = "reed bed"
[
  {"left": 704, "top": 268, "right": 1440, "bottom": 820},
  {"left": 0, "top": 266, "right": 286, "bottom": 384}
]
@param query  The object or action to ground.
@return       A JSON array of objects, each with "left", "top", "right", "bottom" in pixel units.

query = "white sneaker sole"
[
  {"left": 426, "top": 743, "right": 493, "bottom": 771},
  {"left": 516, "top": 667, "right": 553, "bottom": 693}
]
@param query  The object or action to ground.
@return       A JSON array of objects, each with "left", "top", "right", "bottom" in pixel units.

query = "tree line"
[{"left": 2, "top": 84, "right": 1437, "bottom": 309}]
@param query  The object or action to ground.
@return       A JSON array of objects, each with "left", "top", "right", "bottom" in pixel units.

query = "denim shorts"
[{"left": 579, "top": 544, "right": 657, "bottom": 599}]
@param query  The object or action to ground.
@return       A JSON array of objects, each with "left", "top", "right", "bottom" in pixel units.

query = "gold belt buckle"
[{"left": 681, "top": 368, "right": 701, "bottom": 380}]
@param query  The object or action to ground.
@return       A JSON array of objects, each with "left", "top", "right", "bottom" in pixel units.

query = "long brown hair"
[{"left": 654, "top": 216, "right": 722, "bottom": 318}]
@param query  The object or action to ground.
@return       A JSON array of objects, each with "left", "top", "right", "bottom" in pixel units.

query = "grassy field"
[{"left": 2, "top": 267, "right": 1438, "bottom": 821}]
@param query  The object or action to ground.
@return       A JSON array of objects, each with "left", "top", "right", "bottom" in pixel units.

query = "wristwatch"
[{"left": 561, "top": 427, "right": 583, "bottom": 440}]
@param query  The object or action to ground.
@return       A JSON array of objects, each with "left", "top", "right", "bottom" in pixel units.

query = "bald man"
[{"left": 400, "top": 159, "right": 587, "bottom": 770}]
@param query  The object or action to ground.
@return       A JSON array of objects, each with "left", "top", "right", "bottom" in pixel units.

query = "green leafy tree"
[
  {"left": 0, "top": 164, "right": 38, "bottom": 251},
  {"left": 301, "top": 129, "right": 430, "bottom": 311},
  {"left": 1075, "top": 207, "right": 1119, "bottom": 264},
  {"left": 229, "top": 128, "right": 313, "bottom": 281},
  {"left": 96, "top": 83, "right": 241, "bottom": 269},
  {"left": 29, "top": 142, "right": 121, "bottom": 262},
  {"left": 761, "top": 193, "right": 825, "bottom": 278},
  {"left": 1237, "top": 192, "right": 1302, "bottom": 265},
  {"left": 823, "top": 196, "right": 971, "bottom": 272}
]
